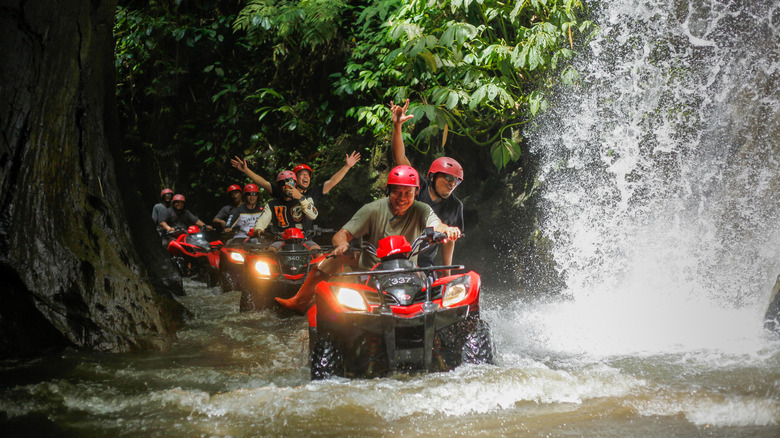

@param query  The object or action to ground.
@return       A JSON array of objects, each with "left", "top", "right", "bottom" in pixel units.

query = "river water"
[
  {"left": 3, "top": 0, "right": 780, "bottom": 436},
  {"left": 0, "top": 280, "right": 778, "bottom": 436}
]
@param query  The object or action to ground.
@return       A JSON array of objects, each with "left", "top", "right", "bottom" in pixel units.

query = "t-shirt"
[
  {"left": 255, "top": 196, "right": 318, "bottom": 234},
  {"left": 152, "top": 203, "right": 168, "bottom": 236},
  {"left": 160, "top": 207, "right": 200, "bottom": 230},
  {"left": 342, "top": 198, "right": 441, "bottom": 269},
  {"left": 225, "top": 204, "right": 264, "bottom": 238},
  {"left": 415, "top": 178, "right": 465, "bottom": 267},
  {"left": 213, "top": 204, "right": 237, "bottom": 224}
]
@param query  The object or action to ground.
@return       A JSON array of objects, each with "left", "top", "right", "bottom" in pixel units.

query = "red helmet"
[
  {"left": 276, "top": 170, "right": 297, "bottom": 184},
  {"left": 243, "top": 183, "right": 260, "bottom": 194},
  {"left": 160, "top": 188, "right": 174, "bottom": 198},
  {"left": 428, "top": 157, "right": 464, "bottom": 181},
  {"left": 187, "top": 225, "right": 200, "bottom": 234},
  {"left": 172, "top": 194, "right": 186, "bottom": 202},
  {"left": 282, "top": 228, "right": 305, "bottom": 241},
  {"left": 292, "top": 164, "right": 312, "bottom": 178},
  {"left": 227, "top": 184, "right": 242, "bottom": 194},
  {"left": 377, "top": 235, "right": 412, "bottom": 259},
  {"left": 387, "top": 165, "right": 420, "bottom": 188}
]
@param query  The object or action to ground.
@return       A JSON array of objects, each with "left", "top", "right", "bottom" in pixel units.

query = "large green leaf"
[{"left": 490, "top": 138, "right": 523, "bottom": 170}]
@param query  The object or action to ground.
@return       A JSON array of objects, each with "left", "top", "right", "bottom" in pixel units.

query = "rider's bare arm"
[
  {"left": 331, "top": 229, "right": 355, "bottom": 257},
  {"left": 440, "top": 240, "right": 456, "bottom": 265},
  {"left": 322, "top": 151, "right": 361, "bottom": 194},
  {"left": 440, "top": 240, "right": 456, "bottom": 276},
  {"left": 231, "top": 156, "right": 273, "bottom": 192},
  {"left": 390, "top": 99, "right": 414, "bottom": 167}
]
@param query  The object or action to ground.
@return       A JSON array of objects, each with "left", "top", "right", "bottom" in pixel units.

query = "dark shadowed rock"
[{"left": 0, "top": 0, "right": 183, "bottom": 357}]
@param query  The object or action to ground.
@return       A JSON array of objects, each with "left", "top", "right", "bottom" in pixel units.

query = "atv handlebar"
[{"left": 329, "top": 264, "right": 466, "bottom": 278}]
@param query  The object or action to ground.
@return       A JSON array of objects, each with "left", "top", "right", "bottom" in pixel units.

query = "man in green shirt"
[{"left": 276, "top": 165, "right": 462, "bottom": 313}]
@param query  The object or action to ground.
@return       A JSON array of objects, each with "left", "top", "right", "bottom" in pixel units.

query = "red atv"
[
  {"left": 308, "top": 228, "right": 494, "bottom": 379},
  {"left": 239, "top": 227, "right": 333, "bottom": 311},
  {"left": 217, "top": 228, "right": 265, "bottom": 294},
  {"left": 166, "top": 226, "right": 223, "bottom": 286}
]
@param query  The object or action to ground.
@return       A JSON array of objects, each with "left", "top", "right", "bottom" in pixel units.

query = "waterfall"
[{"left": 520, "top": 0, "right": 780, "bottom": 355}]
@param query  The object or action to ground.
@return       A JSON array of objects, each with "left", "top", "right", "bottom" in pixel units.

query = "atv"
[
  {"left": 239, "top": 226, "right": 333, "bottom": 311},
  {"left": 166, "top": 225, "right": 223, "bottom": 287},
  {"left": 217, "top": 228, "right": 267, "bottom": 294},
  {"left": 308, "top": 228, "right": 494, "bottom": 379}
]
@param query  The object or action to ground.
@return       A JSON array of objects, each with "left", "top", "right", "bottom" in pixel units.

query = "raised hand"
[
  {"left": 390, "top": 99, "right": 415, "bottom": 125},
  {"left": 231, "top": 156, "right": 248, "bottom": 173},
  {"left": 346, "top": 151, "right": 361, "bottom": 168}
]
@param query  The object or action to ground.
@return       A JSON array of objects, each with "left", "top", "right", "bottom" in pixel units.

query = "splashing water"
[
  {"left": 522, "top": 0, "right": 780, "bottom": 357},
  {"left": 2, "top": 1, "right": 780, "bottom": 436}
]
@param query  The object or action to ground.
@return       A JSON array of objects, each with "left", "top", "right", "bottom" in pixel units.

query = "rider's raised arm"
[
  {"left": 231, "top": 156, "right": 273, "bottom": 193},
  {"left": 390, "top": 99, "right": 414, "bottom": 167},
  {"left": 322, "top": 151, "right": 361, "bottom": 194},
  {"left": 253, "top": 204, "right": 273, "bottom": 234}
]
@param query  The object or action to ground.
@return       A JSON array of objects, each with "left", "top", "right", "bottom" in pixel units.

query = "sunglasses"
[
  {"left": 440, "top": 174, "right": 462, "bottom": 185},
  {"left": 246, "top": 193, "right": 259, "bottom": 196}
]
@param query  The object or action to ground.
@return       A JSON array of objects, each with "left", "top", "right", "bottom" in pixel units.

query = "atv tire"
[
  {"left": 310, "top": 333, "right": 343, "bottom": 380},
  {"left": 461, "top": 319, "right": 495, "bottom": 365},
  {"left": 206, "top": 269, "right": 219, "bottom": 288},
  {"left": 220, "top": 271, "right": 235, "bottom": 293},
  {"left": 172, "top": 256, "right": 189, "bottom": 277}
]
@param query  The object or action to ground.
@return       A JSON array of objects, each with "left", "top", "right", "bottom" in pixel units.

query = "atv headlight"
[
  {"left": 229, "top": 251, "right": 245, "bottom": 263},
  {"left": 442, "top": 275, "right": 471, "bottom": 307},
  {"left": 254, "top": 260, "right": 271, "bottom": 276},
  {"left": 336, "top": 288, "right": 368, "bottom": 312}
]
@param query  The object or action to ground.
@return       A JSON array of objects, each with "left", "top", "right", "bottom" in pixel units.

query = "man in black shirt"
[
  {"left": 212, "top": 184, "right": 243, "bottom": 230},
  {"left": 253, "top": 171, "right": 319, "bottom": 250},
  {"left": 391, "top": 99, "right": 465, "bottom": 275},
  {"left": 230, "top": 152, "right": 361, "bottom": 206},
  {"left": 159, "top": 194, "right": 212, "bottom": 243}
]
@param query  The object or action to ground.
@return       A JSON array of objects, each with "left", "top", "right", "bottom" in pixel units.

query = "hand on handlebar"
[
  {"left": 330, "top": 242, "right": 351, "bottom": 257},
  {"left": 443, "top": 226, "right": 461, "bottom": 241}
]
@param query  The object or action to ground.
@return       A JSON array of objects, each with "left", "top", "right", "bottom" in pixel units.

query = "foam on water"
[
  {"left": 498, "top": 0, "right": 780, "bottom": 427},
  {"left": 523, "top": 0, "right": 780, "bottom": 355}
]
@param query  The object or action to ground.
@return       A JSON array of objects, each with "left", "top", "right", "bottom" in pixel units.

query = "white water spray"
[{"left": 521, "top": 0, "right": 780, "bottom": 357}]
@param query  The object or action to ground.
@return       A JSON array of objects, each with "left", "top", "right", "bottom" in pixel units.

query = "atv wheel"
[
  {"left": 219, "top": 272, "right": 230, "bottom": 292},
  {"left": 220, "top": 271, "right": 238, "bottom": 293},
  {"left": 310, "top": 333, "right": 343, "bottom": 380},
  {"left": 206, "top": 269, "right": 219, "bottom": 288},
  {"left": 461, "top": 319, "right": 495, "bottom": 365},
  {"left": 172, "top": 256, "right": 189, "bottom": 277}
]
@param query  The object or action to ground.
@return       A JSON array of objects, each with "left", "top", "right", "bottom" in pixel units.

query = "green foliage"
[
  {"left": 331, "top": 0, "right": 593, "bottom": 170},
  {"left": 233, "top": 0, "right": 348, "bottom": 55},
  {"left": 116, "top": 0, "right": 592, "bottom": 218},
  {"left": 115, "top": 1, "right": 257, "bottom": 209}
]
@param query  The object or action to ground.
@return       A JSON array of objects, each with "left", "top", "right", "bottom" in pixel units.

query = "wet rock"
[{"left": 0, "top": 0, "right": 183, "bottom": 357}]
